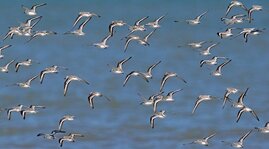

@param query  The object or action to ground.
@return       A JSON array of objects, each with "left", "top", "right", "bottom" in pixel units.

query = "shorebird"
[
  {"left": 0, "top": 45, "right": 12, "bottom": 59},
  {"left": 232, "top": 88, "right": 249, "bottom": 109},
  {"left": 146, "top": 15, "right": 165, "bottom": 28},
  {"left": 199, "top": 43, "right": 219, "bottom": 56},
  {"left": 20, "top": 105, "right": 45, "bottom": 119},
  {"left": 217, "top": 28, "right": 234, "bottom": 38},
  {"left": 58, "top": 115, "right": 75, "bottom": 130},
  {"left": 138, "top": 29, "right": 156, "bottom": 46},
  {"left": 72, "top": 11, "right": 100, "bottom": 28},
  {"left": 153, "top": 95, "right": 164, "bottom": 113},
  {"left": 123, "top": 71, "right": 149, "bottom": 87},
  {"left": 183, "top": 133, "right": 216, "bottom": 146},
  {"left": 160, "top": 72, "right": 187, "bottom": 92},
  {"left": 243, "top": 29, "right": 263, "bottom": 43},
  {"left": 110, "top": 56, "right": 132, "bottom": 74},
  {"left": 92, "top": 33, "right": 112, "bottom": 49},
  {"left": 192, "top": 95, "right": 218, "bottom": 114},
  {"left": 225, "top": 0, "right": 248, "bottom": 16},
  {"left": 222, "top": 87, "right": 239, "bottom": 108},
  {"left": 0, "top": 59, "right": 15, "bottom": 73},
  {"left": 125, "top": 16, "right": 148, "bottom": 37},
  {"left": 19, "top": 16, "right": 42, "bottom": 28},
  {"left": 63, "top": 75, "right": 89, "bottom": 96},
  {"left": 3, "top": 26, "right": 22, "bottom": 41},
  {"left": 221, "top": 14, "right": 246, "bottom": 25},
  {"left": 200, "top": 56, "right": 228, "bottom": 67},
  {"left": 27, "top": 30, "right": 57, "bottom": 42},
  {"left": 124, "top": 35, "right": 142, "bottom": 52},
  {"left": 15, "top": 59, "right": 39, "bottom": 72},
  {"left": 236, "top": 106, "right": 259, "bottom": 122},
  {"left": 186, "top": 41, "right": 207, "bottom": 49},
  {"left": 222, "top": 130, "right": 252, "bottom": 148},
  {"left": 162, "top": 89, "right": 183, "bottom": 102},
  {"left": 40, "top": 65, "right": 67, "bottom": 84},
  {"left": 37, "top": 130, "right": 66, "bottom": 140},
  {"left": 6, "top": 104, "right": 24, "bottom": 120},
  {"left": 255, "top": 122, "right": 269, "bottom": 133},
  {"left": 248, "top": 5, "right": 262, "bottom": 23},
  {"left": 185, "top": 11, "right": 207, "bottom": 25},
  {"left": 139, "top": 91, "right": 164, "bottom": 106},
  {"left": 211, "top": 59, "right": 232, "bottom": 76},
  {"left": 22, "top": 3, "right": 47, "bottom": 16},
  {"left": 88, "top": 91, "right": 111, "bottom": 109},
  {"left": 108, "top": 20, "right": 126, "bottom": 36},
  {"left": 9, "top": 75, "right": 38, "bottom": 88},
  {"left": 58, "top": 133, "right": 84, "bottom": 147},
  {"left": 65, "top": 18, "right": 91, "bottom": 36},
  {"left": 140, "top": 60, "right": 161, "bottom": 79},
  {"left": 150, "top": 110, "right": 166, "bottom": 128}
]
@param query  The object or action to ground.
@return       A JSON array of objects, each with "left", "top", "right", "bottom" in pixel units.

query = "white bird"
[
  {"left": 39, "top": 65, "right": 67, "bottom": 84},
  {"left": 255, "top": 122, "right": 269, "bottom": 133},
  {"left": 222, "top": 130, "right": 252, "bottom": 148},
  {"left": 123, "top": 71, "right": 149, "bottom": 87},
  {"left": 138, "top": 29, "right": 156, "bottom": 46},
  {"left": 146, "top": 15, "right": 165, "bottom": 28},
  {"left": 200, "top": 56, "right": 228, "bottom": 67},
  {"left": 0, "top": 45, "right": 12, "bottom": 59},
  {"left": 15, "top": 59, "right": 39, "bottom": 72},
  {"left": 58, "top": 133, "right": 84, "bottom": 147},
  {"left": 92, "top": 33, "right": 112, "bottom": 49},
  {"left": 0, "top": 59, "right": 15, "bottom": 73},
  {"left": 232, "top": 88, "right": 249, "bottom": 109},
  {"left": 124, "top": 35, "right": 142, "bottom": 52},
  {"left": 6, "top": 104, "right": 24, "bottom": 120},
  {"left": 125, "top": 16, "right": 148, "bottom": 37},
  {"left": 65, "top": 18, "right": 91, "bottom": 36},
  {"left": 37, "top": 130, "right": 66, "bottom": 140},
  {"left": 108, "top": 20, "right": 126, "bottom": 36},
  {"left": 9, "top": 75, "right": 38, "bottom": 88},
  {"left": 162, "top": 89, "right": 183, "bottom": 102},
  {"left": 72, "top": 11, "right": 100, "bottom": 28},
  {"left": 20, "top": 105, "right": 45, "bottom": 119},
  {"left": 183, "top": 133, "right": 216, "bottom": 146},
  {"left": 150, "top": 110, "right": 166, "bottom": 128},
  {"left": 63, "top": 75, "right": 89, "bottom": 96},
  {"left": 27, "top": 30, "right": 57, "bottom": 42},
  {"left": 22, "top": 3, "right": 47, "bottom": 16},
  {"left": 236, "top": 106, "right": 259, "bottom": 123},
  {"left": 192, "top": 95, "right": 218, "bottom": 114},
  {"left": 88, "top": 91, "right": 111, "bottom": 109},
  {"left": 140, "top": 60, "right": 161, "bottom": 79},
  {"left": 211, "top": 59, "right": 232, "bottom": 77},
  {"left": 225, "top": 0, "right": 248, "bottom": 16},
  {"left": 222, "top": 87, "right": 239, "bottom": 108},
  {"left": 160, "top": 72, "right": 187, "bottom": 92},
  {"left": 185, "top": 11, "right": 207, "bottom": 25},
  {"left": 217, "top": 28, "right": 234, "bottom": 39},
  {"left": 199, "top": 43, "right": 219, "bottom": 56},
  {"left": 110, "top": 57, "right": 132, "bottom": 74},
  {"left": 248, "top": 5, "right": 262, "bottom": 23},
  {"left": 58, "top": 115, "right": 75, "bottom": 130}
]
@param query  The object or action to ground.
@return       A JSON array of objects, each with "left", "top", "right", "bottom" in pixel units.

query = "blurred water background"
[{"left": 0, "top": 0, "right": 269, "bottom": 148}]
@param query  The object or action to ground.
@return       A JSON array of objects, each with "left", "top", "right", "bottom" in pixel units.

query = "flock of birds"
[{"left": 0, "top": 0, "right": 268, "bottom": 148}]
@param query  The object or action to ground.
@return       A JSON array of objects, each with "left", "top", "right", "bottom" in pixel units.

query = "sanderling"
[
  {"left": 39, "top": 65, "right": 67, "bottom": 84},
  {"left": 221, "top": 14, "right": 246, "bottom": 26},
  {"left": 211, "top": 59, "right": 232, "bottom": 77},
  {"left": 72, "top": 11, "right": 100, "bottom": 28},
  {"left": 160, "top": 72, "right": 187, "bottom": 92},
  {"left": 217, "top": 28, "right": 234, "bottom": 39},
  {"left": 146, "top": 15, "right": 165, "bottom": 28},
  {"left": 37, "top": 130, "right": 66, "bottom": 140},
  {"left": 108, "top": 20, "right": 126, "bottom": 36},
  {"left": 225, "top": 0, "right": 247, "bottom": 16},
  {"left": 19, "top": 16, "right": 42, "bottom": 29},
  {"left": 243, "top": 29, "right": 263, "bottom": 43},
  {"left": 185, "top": 11, "right": 207, "bottom": 25},
  {"left": 192, "top": 95, "right": 218, "bottom": 114},
  {"left": 124, "top": 35, "right": 141, "bottom": 52},
  {"left": 65, "top": 18, "right": 91, "bottom": 36},
  {"left": 232, "top": 88, "right": 248, "bottom": 109},
  {"left": 141, "top": 60, "right": 161, "bottom": 79},
  {"left": 20, "top": 105, "right": 45, "bottom": 119},
  {"left": 22, "top": 3, "right": 47, "bottom": 16},
  {"left": 139, "top": 91, "right": 164, "bottom": 106},
  {"left": 139, "top": 29, "right": 156, "bottom": 46},
  {"left": 6, "top": 104, "right": 24, "bottom": 120},
  {"left": 0, "top": 59, "right": 15, "bottom": 73},
  {"left": 125, "top": 16, "right": 148, "bottom": 37},
  {"left": 199, "top": 43, "right": 219, "bottom": 56},
  {"left": 255, "top": 122, "right": 269, "bottom": 133},
  {"left": 123, "top": 71, "right": 149, "bottom": 87},
  {"left": 222, "top": 87, "right": 239, "bottom": 108},
  {"left": 27, "top": 30, "right": 57, "bottom": 42},
  {"left": 58, "top": 115, "right": 75, "bottom": 130},
  {"left": 92, "top": 33, "right": 112, "bottom": 49},
  {"left": 150, "top": 110, "right": 166, "bottom": 128},
  {"left": 88, "top": 91, "right": 111, "bottom": 109},
  {"left": 236, "top": 106, "right": 259, "bottom": 122},
  {"left": 222, "top": 130, "right": 252, "bottom": 148},
  {"left": 200, "top": 56, "right": 228, "bottom": 67},
  {"left": 163, "top": 89, "right": 183, "bottom": 102},
  {"left": 3, "top": 26, "right": 22, "bottom": 41},
  {"left": 0, "top": 45, "right": 12, "bottom": 59},
  {"left": 58, "top": 133, "right": 84, "bottom": 147},
  {"left": 248, "top": 5, "right": 262, "bottom": 23},
  {"left": 183, "top": 133, "right": 216, "bottom": 146},
  {"left": 63, "top": 75, "right": 89, "bottom": 96},
  {"left": 15, "top": 59, "right": 39, "bottom": 72},
  {"left": 110, "top": 56, "right": 132, "bottom": 74},
  {"left": 10, "top": 75, "right": 38, "bottom": 88}
]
